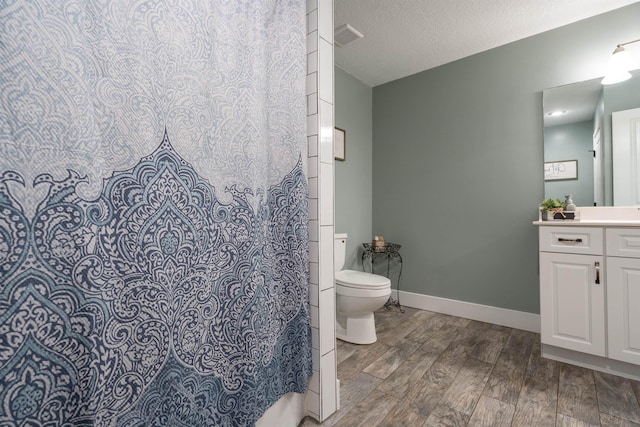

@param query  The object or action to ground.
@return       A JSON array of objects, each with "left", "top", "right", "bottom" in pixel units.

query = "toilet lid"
[{"left": 335, "top": 270, "right": 391, "bottom": 290}]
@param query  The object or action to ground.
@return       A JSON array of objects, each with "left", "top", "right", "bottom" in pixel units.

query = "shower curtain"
[{"left": 0, "top": 1, "right": 312, "bottom": 426}]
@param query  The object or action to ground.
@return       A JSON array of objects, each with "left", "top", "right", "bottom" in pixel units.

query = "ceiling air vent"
[{"left": 334, "top": 24, "right": 363, "bottom": 47}]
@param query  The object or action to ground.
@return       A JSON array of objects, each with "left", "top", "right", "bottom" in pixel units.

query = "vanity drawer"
[
  {"left": 606, "top": 228, "right": 640, "bottom": 258},
  {"left": 539, "top": 226, "right": 603, "bottom": 255}
]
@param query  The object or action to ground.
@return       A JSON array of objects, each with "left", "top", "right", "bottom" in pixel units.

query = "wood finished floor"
[{"left": 301, "top": 307, "right": 640, "bottom": 427}]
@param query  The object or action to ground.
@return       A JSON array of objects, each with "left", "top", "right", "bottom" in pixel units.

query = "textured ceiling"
[
  {"left": 542, "top": 77, "right": 602, "bottom": 127},
  {"left": 334, "top": 0, "right": 640, "bottom": 87}
]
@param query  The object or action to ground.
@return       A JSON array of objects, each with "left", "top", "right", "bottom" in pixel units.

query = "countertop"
[
  {"left": 533, "top": 219, "right": 640, "bottom": 226},
  {"left": 533, "top": 206, "right": 640, "bottom": 226}
]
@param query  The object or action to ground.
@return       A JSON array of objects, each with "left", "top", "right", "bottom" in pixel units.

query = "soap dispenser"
[{"left": 565, "top": 194, "right": 576, "bottom": 212}]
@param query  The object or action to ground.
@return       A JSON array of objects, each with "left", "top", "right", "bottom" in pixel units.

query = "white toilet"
[{"left": 334, "top": 233, "right": 392, "bottom": 344}]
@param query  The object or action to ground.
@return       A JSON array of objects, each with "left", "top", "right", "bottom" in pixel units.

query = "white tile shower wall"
[
  {"left": 308, "top": 52, "right": 318, "bottom": 75},
  {"left": 306, "top": 114, "right": 318, "bottom": 138},
  {"left": 309, "top": 283, "right": 319, "bottom": 306},
  {"left": 319, "top": 100, "right": 334, "bottom": 164},
  {"left": 309, "top": 262, "right": 319, "bottom": 287},
  {"left": 310, "top": 305, "right": 320, "bottom": 329},
  {"left": 319, "top": 163, "right": 333, "bottom": 226},
  {"left": 319, "top": 225, "right": 334, "bottom": 291},
  {"left": 307, "top": 93, "right": 318, "bottom": 115},
  {"left": 317, "top": 0, "right": 333, "bottom": 41},
  {"left": 306, "top": 390, "right": 320, "bottom": 419},
  {"left": 306, "top": 0, "right": 336, "bottom": 422},
  {"left": 308, "top": 177, "right": 318, "bottom": 199},
  {"left": 308, "top": 199, "right": 318, "bottom": 221},
  {"left": 311, "top": 326, "right": 319, "bottom": 350},
  {"left": 307, "top": 0, "right": 318, "bottom": 17},
  {"left": 307, "top": 155, "right": 318, "bottom": 179},
  {"left": 319, "top": 288, "right": 336, "bottom": 354},
  {"left": 320, "top": 350, "right": 337, "bottom": 417},
  {"left": 306, "top": 31, "right": 318, "bottom": 57},
  {"left": 308, "top": 135, "right": 318, "bottom": 157},
  {"left": 309, "top": 372, "right": 320, "bottom": 394},
  {"left": 309, "top": 219, "right": 319, "bottom": 242},
  {"left": 319, "top": 40, "right": 333, "bottom": 106},
  {"left": 307, "top": 9, "right": 318, "bottom": 33}
]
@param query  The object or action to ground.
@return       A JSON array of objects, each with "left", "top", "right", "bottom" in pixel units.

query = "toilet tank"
[{"left": 334, "top": 233, "right": 347, "bottom": 271}]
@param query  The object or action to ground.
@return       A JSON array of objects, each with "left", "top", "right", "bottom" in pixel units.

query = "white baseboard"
[{"left": 392, "top": 290, "right": 541, "bottom": 333}]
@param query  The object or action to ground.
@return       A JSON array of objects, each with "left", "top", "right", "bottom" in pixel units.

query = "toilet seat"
[{"left": 335, "top": 270, "right": 390, "bottom": 290}]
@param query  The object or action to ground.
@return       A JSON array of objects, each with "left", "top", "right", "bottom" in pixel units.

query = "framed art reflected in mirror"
[{"left": 544, "top": 160, "right": 578, "bottom": 181}]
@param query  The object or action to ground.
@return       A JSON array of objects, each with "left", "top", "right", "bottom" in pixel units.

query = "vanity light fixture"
[{"left": 602, "top": 38, "right": 640, "bottom": 85}]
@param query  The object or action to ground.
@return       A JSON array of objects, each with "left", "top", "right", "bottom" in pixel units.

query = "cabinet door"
[
  {"left": 540, "top": 252, "right": 605, "bottom": 356},
  {"left": 607, "top": 257, "right": 640, "bottom": 365}
]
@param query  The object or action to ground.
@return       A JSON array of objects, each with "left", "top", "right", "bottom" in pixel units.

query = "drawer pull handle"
[
  {"left": 558, "top": 238, "right": 583, "bottom": 243},
  {"left": 595, "top": 261, "right": 600, "bottom": 285}
]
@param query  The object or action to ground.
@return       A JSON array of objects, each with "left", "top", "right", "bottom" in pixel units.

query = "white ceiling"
[
  {"left": 334, "top": 0, "right": 639, "bottom": 87},
  {"left": 542, "top": 68, "right": 640, "bottom": 128},
  {"left": 542, "top": 77, "right": 602, "bottom": 127}
]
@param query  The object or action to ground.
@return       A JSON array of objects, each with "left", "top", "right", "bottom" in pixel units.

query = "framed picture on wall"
[
  {"left": 334, "top": 127, "right": 346, "bottom": 161},
  {"left": 544, "top": 160, "right": 578, "bottom": 181}
]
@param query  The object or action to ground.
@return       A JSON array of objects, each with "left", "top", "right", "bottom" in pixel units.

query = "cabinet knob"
[{"left": 595, "top": 261, "right": 600, "bottom": 285}]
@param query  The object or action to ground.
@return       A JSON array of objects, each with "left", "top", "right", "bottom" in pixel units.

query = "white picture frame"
[{"left": 544, "top": 160, "right": 578, "bottom": 181}]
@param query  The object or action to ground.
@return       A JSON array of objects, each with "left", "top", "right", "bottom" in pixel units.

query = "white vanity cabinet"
[
  {"left": 536, "top": 209, "right": 640, "bottom": 379},
  {"left": 606, "top": 228, "right": 640, "bottom": 365},
  {"left": 539, "top": 226, "right": 605, "bottom": 356}
]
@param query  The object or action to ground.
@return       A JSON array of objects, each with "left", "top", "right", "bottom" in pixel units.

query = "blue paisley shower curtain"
[{"left": 0, "top": 1, "right": 312, "bottom": 425}]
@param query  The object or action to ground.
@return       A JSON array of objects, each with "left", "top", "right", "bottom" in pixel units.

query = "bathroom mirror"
[{"left": 543, "top": 70, "right": 640, "bottom": 206}]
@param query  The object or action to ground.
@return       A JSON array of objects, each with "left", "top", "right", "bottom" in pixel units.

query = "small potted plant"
[{"left": 540, "top": 198, "right": 567, "bottom": 220}]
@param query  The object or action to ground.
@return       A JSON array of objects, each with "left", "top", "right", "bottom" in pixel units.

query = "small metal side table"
[{"left": 361, "top": 242, "right": 404, "bottom": 312}]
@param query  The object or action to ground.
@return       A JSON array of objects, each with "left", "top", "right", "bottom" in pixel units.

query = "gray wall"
[
  {"left": 544, "top": 121, "right": 594, "bottom": 207},
  {"left": 335, "top": 67, "right": 373, "bottom": 270},
  {"left": 371, "top": 4, "right": 640, "bottom": 314}
]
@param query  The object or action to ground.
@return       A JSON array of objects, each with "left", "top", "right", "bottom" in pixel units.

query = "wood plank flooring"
[{"left": 300, "top": 307, "right": 640, "bottom": 427}]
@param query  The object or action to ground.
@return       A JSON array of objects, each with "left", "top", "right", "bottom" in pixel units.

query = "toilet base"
[{"left": 336, "top": 312, "right": 377, "bottom": 344}]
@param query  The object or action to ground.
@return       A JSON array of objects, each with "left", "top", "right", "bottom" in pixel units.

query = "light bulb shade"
[
  {"left": 602, "top": 47, "right": 633, "bottom": 85},
  {"left": 602, "top": 69, "right": 632, "bottom": 85}
]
